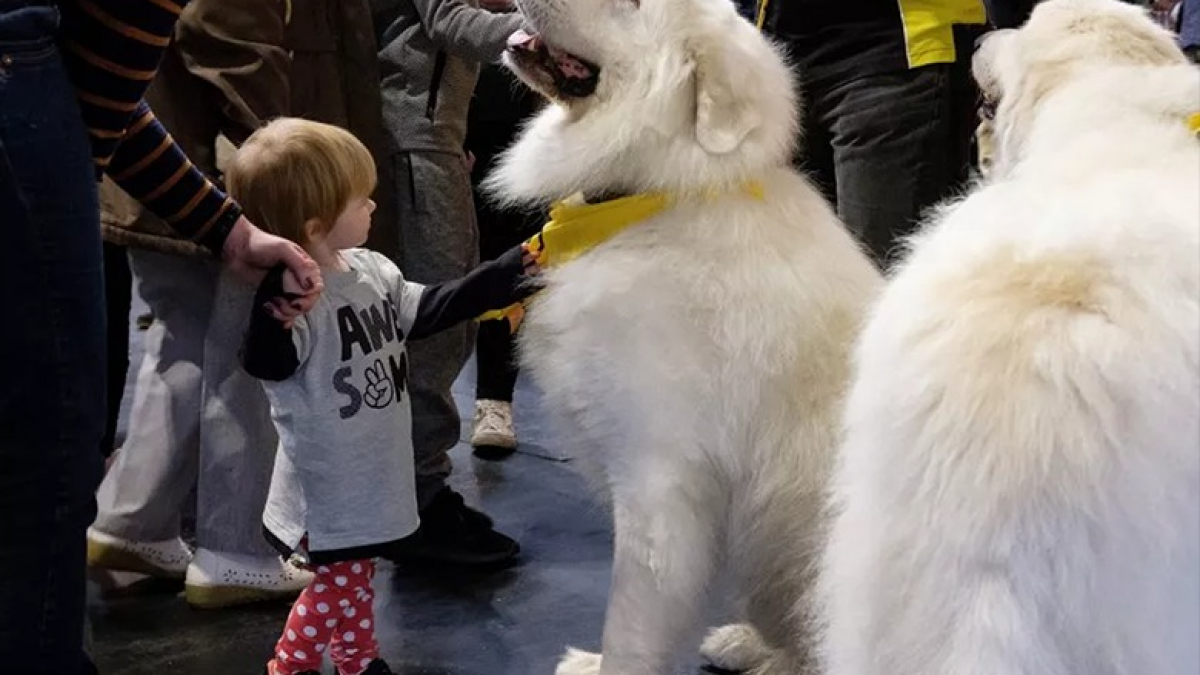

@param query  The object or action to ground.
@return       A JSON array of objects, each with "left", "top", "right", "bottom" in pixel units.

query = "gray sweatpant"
[
  {"left": 93, "top": 251, "right": 277, "bottom": 557},
  {"left": 376, "top": 150, "right": 479, "bottom": 508}
]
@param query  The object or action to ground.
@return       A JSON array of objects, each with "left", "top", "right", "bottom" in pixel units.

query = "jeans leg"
[
  {"left": 0, "top": 8, "right": 105, "bottom": 672},
  {"left": 101, "top": 242, "right": 131, "bottom": 457},
  {"left": 826, "top": 63, "right": 975, "bottom": 268}
]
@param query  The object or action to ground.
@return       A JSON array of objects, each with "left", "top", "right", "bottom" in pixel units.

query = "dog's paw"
[
  {"left": 701, "top": 624, "right": 771, "bottom": 672},
  {"left": 556, "top": 647, "right": 602, "bottom": 675}
]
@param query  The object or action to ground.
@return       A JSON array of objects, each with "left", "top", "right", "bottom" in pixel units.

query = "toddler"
[{"left": 227, "top": 117, "right": 539, "bottom": 675}]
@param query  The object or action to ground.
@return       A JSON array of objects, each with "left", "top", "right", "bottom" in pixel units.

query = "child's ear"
[{"left": 303, "top": 218, "right": 326, "bottom": 243}]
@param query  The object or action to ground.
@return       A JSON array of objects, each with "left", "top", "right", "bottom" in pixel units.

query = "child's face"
[{"left": 322, "top": 197, "right": 376, "bottom": 250}]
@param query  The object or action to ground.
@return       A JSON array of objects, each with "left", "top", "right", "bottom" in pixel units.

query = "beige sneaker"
[
  {"left": 185, "top": 548, "right": 313, "bottom": 610},
  {"left": 470, "top": 399, "right": 517, "bottom": 459},
  {"left": 86, "top": 527, "right": 191, "bottom": 579}
]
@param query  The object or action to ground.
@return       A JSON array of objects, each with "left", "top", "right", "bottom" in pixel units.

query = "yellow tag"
[{"left": 1188, "top": 112, "right": 1200, "bottom": 136}]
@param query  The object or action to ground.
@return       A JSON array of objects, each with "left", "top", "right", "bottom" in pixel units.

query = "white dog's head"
[
  {"left": 487, "top": 0, "right": 797, "bottom": 203},
  {"left": 974, "top": 0, "right": 1188, "bottom": 176}
]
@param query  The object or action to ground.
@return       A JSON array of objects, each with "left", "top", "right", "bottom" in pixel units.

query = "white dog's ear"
[
  {"left": 689, "top": 31, "right": 761, "bottom": 154},
  {"left": 991, "top": 65, "right": 1053, "bottom": 176}
]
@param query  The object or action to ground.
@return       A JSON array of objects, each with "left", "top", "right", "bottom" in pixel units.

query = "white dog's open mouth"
[{"left": 507, "top": 29, "right": 601, "bottom": 98}]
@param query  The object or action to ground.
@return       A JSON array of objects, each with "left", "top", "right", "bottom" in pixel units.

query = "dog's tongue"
[
  {"left": 547, "top": 45, "right": 594, "bottom": 80},
  {"left": 507, "top": 29, "right": 541, "bottom": 51}
]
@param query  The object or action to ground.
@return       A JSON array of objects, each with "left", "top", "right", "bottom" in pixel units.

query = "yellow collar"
[
  {"left": 477, "top": 181, "right": 764, "bottom": 322},
  {"left": 1189, "top": 112, "right": 1200, "bottom": 137},
  {"left": 529, "top": 181, "right": 765, "bottom": 267}
]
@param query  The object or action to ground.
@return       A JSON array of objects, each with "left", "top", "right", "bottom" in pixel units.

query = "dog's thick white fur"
[
  {"left": 486, "top": 0, "right": 881, "bottom": 672},
  {"left": 816, "top": 2, "right": 1200, "bottom": 674}
]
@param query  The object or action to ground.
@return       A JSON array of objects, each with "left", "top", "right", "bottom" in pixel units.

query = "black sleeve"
[
  {"left": 410, "top": 245, "right": 536, "bottom": 340},
  {"left": 241, "top": 264, "right": 301, "bottom": 381}
]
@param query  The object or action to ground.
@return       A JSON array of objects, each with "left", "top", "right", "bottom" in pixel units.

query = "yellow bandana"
[{"left": 478, "top": 182, "right": 764, "bottom": 323}]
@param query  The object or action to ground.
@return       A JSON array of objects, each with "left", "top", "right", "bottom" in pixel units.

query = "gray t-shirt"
[{"left": 261, "top": 249, "right": 425, "bottom": 556}]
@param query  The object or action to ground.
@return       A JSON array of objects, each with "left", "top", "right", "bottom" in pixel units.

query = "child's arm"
[
  {"left": 242, "top": 265, "right": 308, "bottom": 381},
  {"left": 409, "top": 245, "right": 538, "bottom": 340}
]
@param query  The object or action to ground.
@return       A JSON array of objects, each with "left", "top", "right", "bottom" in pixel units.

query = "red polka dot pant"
[{"left": 268, "top": 559, "right": 379, "bottom": 675}]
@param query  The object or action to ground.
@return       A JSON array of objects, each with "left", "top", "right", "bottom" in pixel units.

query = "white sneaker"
[
  {"left": 470, "top": 399, "right": 517, "bottom": 453},
  {"left": 185, "top": 548, "right": 314, "bottom": 609},
  {"left": 86, "top": 527, "right": 192, "bottom": 579}
]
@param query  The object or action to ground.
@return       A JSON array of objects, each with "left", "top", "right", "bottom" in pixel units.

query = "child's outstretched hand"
[{"left": 521, "top": 243, "right": 543, "bottom": 276}]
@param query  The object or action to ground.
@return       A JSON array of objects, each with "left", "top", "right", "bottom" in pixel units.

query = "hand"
[
  {"left": 465, "top": 150, "right": 477, "bottom": 172},
  {"left": 260, "top": 269, "right": 314, "bottom": 329},
  {"left": 479, "top": 0, "right": 513, "bottom": 11},
  {"left": 521, "top": 242, "right": 543, "bottom": 276},
  {"left": 505, "top": 303, "right": 526, "bottom": 332},
  {"left": 223, "top": 216, "right": 324, "bottom": 327}
]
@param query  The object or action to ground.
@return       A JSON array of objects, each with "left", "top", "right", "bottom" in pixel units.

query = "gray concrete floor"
[{"left": 89, "top": 296, "right": 725, "bottom": 674}]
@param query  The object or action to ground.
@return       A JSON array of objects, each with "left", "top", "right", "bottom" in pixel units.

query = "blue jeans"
[
  {"left": 1181, "top": 0, "right": 1200, "bottom": 54},
  {"left": 0, "top": 5, "right": 105, "bottom": 673}
]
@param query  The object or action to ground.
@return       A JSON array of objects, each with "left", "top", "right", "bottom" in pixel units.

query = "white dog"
[
  {"left": 816, "top": 2, "right": 1200, "bottom": 674},
  {"left": 485, "top": 0, "right": 881, "bottom": 672}
]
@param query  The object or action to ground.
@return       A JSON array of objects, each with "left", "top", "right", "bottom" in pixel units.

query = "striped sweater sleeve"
[{"left": 59, "top": 0, "right": 241, "bottom": 254}]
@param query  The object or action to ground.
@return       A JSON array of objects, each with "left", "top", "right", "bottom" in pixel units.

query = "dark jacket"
[
  {"left": 760, "top": 0, "right": 988, "bottom": 86},
  {"left": 371, "top": 0, "right": 522, "bottom": 155},
  {"left": 101, "top": 0, "right": 393, "bottom": 257}
]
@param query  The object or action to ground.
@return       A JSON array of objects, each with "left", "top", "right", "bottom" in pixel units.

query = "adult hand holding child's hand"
[{"left": 223, "top": 215, "right": 324, "bottom": 327}]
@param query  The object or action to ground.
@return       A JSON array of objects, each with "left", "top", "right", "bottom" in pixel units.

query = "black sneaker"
[
  {"left": 390, "top": 488, "right": 520, "bottom": 566},
  {"left": 360, "top": 659, "right": 396, "bottom": 675}
]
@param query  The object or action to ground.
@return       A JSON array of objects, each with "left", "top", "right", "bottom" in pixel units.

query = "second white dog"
[{"left": 817, "top": 2, "right": 1200, "bottom": 674}]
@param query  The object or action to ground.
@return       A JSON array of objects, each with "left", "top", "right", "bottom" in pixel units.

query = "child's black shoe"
[{"left": 359, "top": 659, "right": 396, "bottom": 675}]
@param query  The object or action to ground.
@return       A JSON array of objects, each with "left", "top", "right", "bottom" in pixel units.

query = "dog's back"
[{"left": 818, "top": 3, "right": 1200, "bottom": 673}]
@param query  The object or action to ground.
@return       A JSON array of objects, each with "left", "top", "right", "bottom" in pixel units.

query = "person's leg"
[
  {"left": 324, "top": 561, "right": 381, "bottom": 675},
  {"left": 470, "top": 163, "right": 527, "bottom": 458},
  {"left": 0, "top": 8, "right": 105, "bottom": 673},
  {"left": 101, "top": 241, "right": 132, "bottom": 458},
  {"left": 396, "top": 151, "right": 479, "bottom": 506},
  {"left": 826, "top": 58, "right": 977, "bottom": 269},
  {"left": 475, "top": 320, "right": 519, "bottom": 403},
  {"left": 196, "top": 272, "right": 280, "bottom": 558},
  {"left": 472, "top": 168, "right": 523, "bottom": 407},
  {"left": 88, "top": 251, "right": 214, "bottom": 577},
  {"left": 471, "top": 319, "right": 520, "bottom": 459},
  {"left": 793, "top": 78, "right": 838, "bottom": 207},
  {"left": 187, "top": 271, "right": 311, "bottom": 608},
  {"left": 1183, "top": 0, "right": 1200, "bottom": 61},
  {"left": 268, "top": 560, "right": 382, "bottom": 675},
  {"left": 387, "top": 151, "right": 518, "bottom": 565}
]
